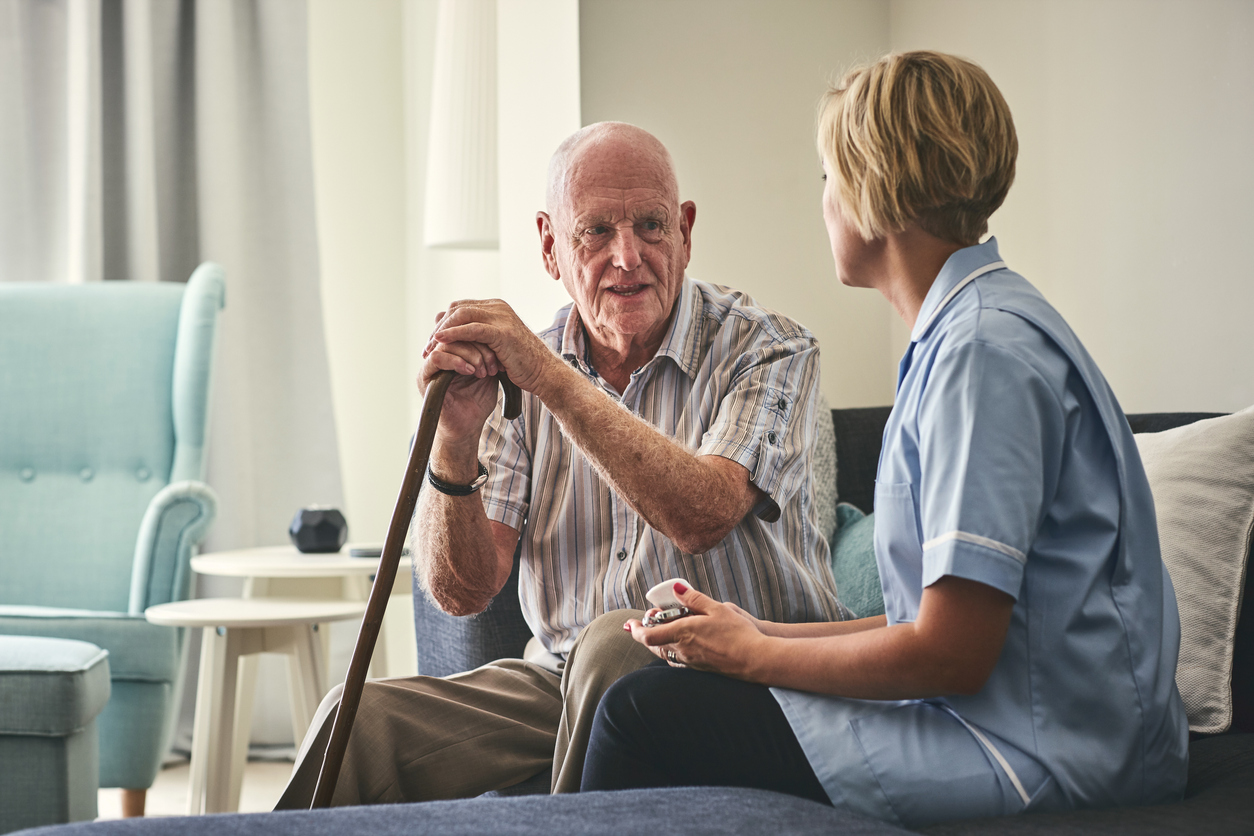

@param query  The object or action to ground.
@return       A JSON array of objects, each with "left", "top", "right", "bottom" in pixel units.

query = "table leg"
[
  {"left": 187, "top": 627, "right": 219, "bottom": 814},
  {"left": 286, "top": 624, "right": 325, "bottom": 743},
  {"left": 226, "top": 653, "right": 260, "bottom": 813},
  {"left": 187, "top": 626, "right": 241, "bottom": 815},
  {"left": 206, "top": 629, "right": 243, "bottom": 813},
  {"left": 347, "top": 574, "right": 389, "bottom": 679}
]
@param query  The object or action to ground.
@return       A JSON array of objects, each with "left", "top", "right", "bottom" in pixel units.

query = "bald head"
[{"left": 545, "top": 122, "right": 680, "bottom": 222}]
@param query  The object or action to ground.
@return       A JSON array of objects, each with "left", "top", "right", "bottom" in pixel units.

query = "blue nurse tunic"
[{"left": 772, "top": 239, "right": 1188, "bottom": 828}]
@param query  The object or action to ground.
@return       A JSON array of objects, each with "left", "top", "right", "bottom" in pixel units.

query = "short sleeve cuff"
[
  {"left": 700, "top": 420, "right": 787, "bottom": 491},
  {"left": 481, "top": 495, "right": 527, "bottom": 531},
  {"left": 922, "top": 536, "right": 1026, "bottom": 601}
]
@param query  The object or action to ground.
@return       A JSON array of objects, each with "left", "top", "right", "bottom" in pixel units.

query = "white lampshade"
[{"left": 424, "top": 0, "right": 498, "bottom": 250}]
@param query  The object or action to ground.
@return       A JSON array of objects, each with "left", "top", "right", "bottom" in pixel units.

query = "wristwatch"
[{"left": 426, "top": 462, "right": 489, "bottom": 496}]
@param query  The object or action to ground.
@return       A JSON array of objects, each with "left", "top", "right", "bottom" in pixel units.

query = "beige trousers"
[{"left": 274, "top": 609, "right": 653, "bottom": 808}]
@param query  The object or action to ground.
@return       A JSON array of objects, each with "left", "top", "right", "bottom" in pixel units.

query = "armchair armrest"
[{"left": 127, "top": 481, "right": 218, "bottom": 614}]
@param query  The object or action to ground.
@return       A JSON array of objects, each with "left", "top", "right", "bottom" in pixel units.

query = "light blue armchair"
[{"left": 0, "top": 264, "right": 225, "bottom": 813}]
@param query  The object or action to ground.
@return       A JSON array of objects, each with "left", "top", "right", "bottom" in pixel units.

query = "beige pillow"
[{"left": 1135, "top": 406, "right": 1254, "bottom": 733}]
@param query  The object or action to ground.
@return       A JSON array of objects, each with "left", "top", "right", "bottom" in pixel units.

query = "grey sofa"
[{"left": 19, "top": 409, "right": 1254, "bottom": 835}]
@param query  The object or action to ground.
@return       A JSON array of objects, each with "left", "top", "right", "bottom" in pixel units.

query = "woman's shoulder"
[{"left": 930, "top": 280, "right": 1076, "bottom": 400}]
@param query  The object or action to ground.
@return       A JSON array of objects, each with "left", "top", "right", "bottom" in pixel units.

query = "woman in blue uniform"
[{"left": 578, "top": 51, "right": 1188, "bottom": 828}]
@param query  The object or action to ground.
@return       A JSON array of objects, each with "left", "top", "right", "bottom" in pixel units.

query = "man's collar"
[
  {"left": 559, "top": 277, "right": 702, "bottom": 380},
  {"left": 911, "top": 237, "right": 1005, "bottom": 343},
  {"left": 559, "top": 303, "right": 591, "bottom": 370},
  {"left": 651, "top": 277, "right": 702, "bottom": 379}
]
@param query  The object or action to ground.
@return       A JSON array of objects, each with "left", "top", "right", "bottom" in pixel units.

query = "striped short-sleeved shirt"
[{"left": 480, "top": 277, "right": 848, "bottom": 655}]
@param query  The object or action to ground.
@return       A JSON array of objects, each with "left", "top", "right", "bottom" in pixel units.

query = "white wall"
[
  {"left": 580, "top": 0, "right": 895, "bottom": 407},
  {"left": 889, "top": 0, "right": 1254, "bottom": 413},
  {"left": 497, "top": 0, "right": 582, "bottom": 331},
  {"left": 579, "top": 0, "right": 1254, "bottom": 413}
]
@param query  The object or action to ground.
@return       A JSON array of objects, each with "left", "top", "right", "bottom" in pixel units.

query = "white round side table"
[
  {"left": 145, "top": 597, "right": 366, "bottom": 815},
  {"left": 190, "top": 544, "right": 414, "bottom": 679}
]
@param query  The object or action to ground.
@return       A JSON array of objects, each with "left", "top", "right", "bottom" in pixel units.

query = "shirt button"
[
  {"left": 766, "top": 431, "right": 778, "bottom": 445},
  {"left": 616, "top": 549, "right": 627, "bottom": 561},
  {"left": 776, "top": 397, "right": 788, "bottom": 411},
  {"left": 136, "top": 467, "right": 151, "bottom": 482},
  {"left": 80, "top": 467, "right": 95, "bottom": 482},
  {"left": 19, "top": 467, "right": 35, "bottom": 482}
]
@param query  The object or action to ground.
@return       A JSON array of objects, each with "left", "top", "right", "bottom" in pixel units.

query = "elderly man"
[{"left": 276, "top": 122, "right": 845, "bottom": 808}]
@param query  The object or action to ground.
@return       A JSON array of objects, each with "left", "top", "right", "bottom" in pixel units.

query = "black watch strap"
[{"left": 427, "top": 462, "right": 489, "bottom": 496}]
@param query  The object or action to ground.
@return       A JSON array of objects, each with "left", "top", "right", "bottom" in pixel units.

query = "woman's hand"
[{"left": 625, "top": 582, "right": 770, "bottom": 678}]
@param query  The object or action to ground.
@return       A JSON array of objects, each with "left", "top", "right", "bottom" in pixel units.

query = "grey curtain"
[{"left": 0, "top": 0, "right": 344, "bottom": 550}]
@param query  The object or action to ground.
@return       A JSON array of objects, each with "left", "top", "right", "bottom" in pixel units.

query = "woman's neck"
[{"left": 874, "top": 226, "right": 966, "bottom": 329}]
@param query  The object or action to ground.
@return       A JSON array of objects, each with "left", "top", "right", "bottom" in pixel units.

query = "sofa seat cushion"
[
  {"left": 0, "top": 635, "right": 110, "bottom": 735},
  {"left": 16, "top": 788, "right": 911, "bottom": 836},
  {"left": 0, "top": 608, "right": 180, "bottom": 682},
  {"left": 918, "top": 733, "right": 1254, "bottom": 836}
]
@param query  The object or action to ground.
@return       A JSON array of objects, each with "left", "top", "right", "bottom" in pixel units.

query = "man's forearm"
[
  {"left": 533, "top": 359, "right": 753, "bottom": 555},
  {"left": 413, "top": 438, "right": 513, "bottom": 616}
]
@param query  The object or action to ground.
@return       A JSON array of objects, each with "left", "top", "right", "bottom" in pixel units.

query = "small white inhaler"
[{"left": 646, "top": 578, "right": 691, "bottom": 609}]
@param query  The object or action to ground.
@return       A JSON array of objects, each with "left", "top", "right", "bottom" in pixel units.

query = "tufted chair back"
[{"left": 0, "top": 270, "right": 221, "bottom": 613}]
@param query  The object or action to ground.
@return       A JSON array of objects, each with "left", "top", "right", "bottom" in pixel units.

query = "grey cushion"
[
  {"left": 0, "top": 635, "right": 110, "bottom": 735},
  {"left": 1135, "top": 407, "right": 1254, "bottom": 733},
  {"left": 0, "top": 610, "right": 181, "bottom": 682},
  {"left": 813, "top": 391, "right": 839, "bottom": 544}
]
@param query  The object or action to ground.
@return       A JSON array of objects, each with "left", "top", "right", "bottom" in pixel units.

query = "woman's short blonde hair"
[{"left": 818, "top": 51, "right": 1017, "bottom": 246}]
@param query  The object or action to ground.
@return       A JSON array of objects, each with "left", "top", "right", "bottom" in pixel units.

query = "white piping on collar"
[{"left": 914, "top": 261, "right": 1007, "bottom": 339}]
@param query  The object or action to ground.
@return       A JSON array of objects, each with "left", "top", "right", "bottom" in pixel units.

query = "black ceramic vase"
[{"left": 289, "top": 507, "right": 348, "bottom": 553}]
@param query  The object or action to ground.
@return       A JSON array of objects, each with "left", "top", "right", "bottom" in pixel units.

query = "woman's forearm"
[
  {"left": 758, "top": 614, "right": 886, "bottom": 638},
  {"left": 740, "top": 578, "right": 1014, "bottom": 699}
]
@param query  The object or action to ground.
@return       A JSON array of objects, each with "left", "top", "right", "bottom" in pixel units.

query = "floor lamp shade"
[{"left": 424, "top": 0, "right": 498, "bottom": 250}]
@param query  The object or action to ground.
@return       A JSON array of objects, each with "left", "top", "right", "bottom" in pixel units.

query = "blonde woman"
[{"left": 579, "top": 51, "right": 1188, "bottom": 828}]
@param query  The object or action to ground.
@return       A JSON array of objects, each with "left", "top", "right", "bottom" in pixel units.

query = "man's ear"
[
  {"left": 537, "top": 212, "right": 561, "bottom": 281},
  {"left": 679, "top": 201, "right": 697, "bottom": 263}
]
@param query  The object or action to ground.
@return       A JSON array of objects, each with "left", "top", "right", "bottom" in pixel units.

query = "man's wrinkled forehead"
[{"left": 566, "top": 188, "right": 675, "bottom": 229}]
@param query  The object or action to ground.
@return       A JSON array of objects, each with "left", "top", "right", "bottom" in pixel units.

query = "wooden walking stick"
[{"left": 310, "top": 369, "right": 522, "bottom": 808}]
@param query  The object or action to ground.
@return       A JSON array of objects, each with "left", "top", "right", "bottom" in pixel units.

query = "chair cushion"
[
  {"left": 0, "top": 635, "right": 110, "bottom": 735},
  {"left": 1135, "top": 406, "right": 1254, "bottom": 733},
  {"left": 0, "top": 608, "right": 181, "bottom": 682}
]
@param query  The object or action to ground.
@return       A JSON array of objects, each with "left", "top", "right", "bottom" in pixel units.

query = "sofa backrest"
[{"left": 0, "top": 268, "right": 224, "bottom": 612}]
